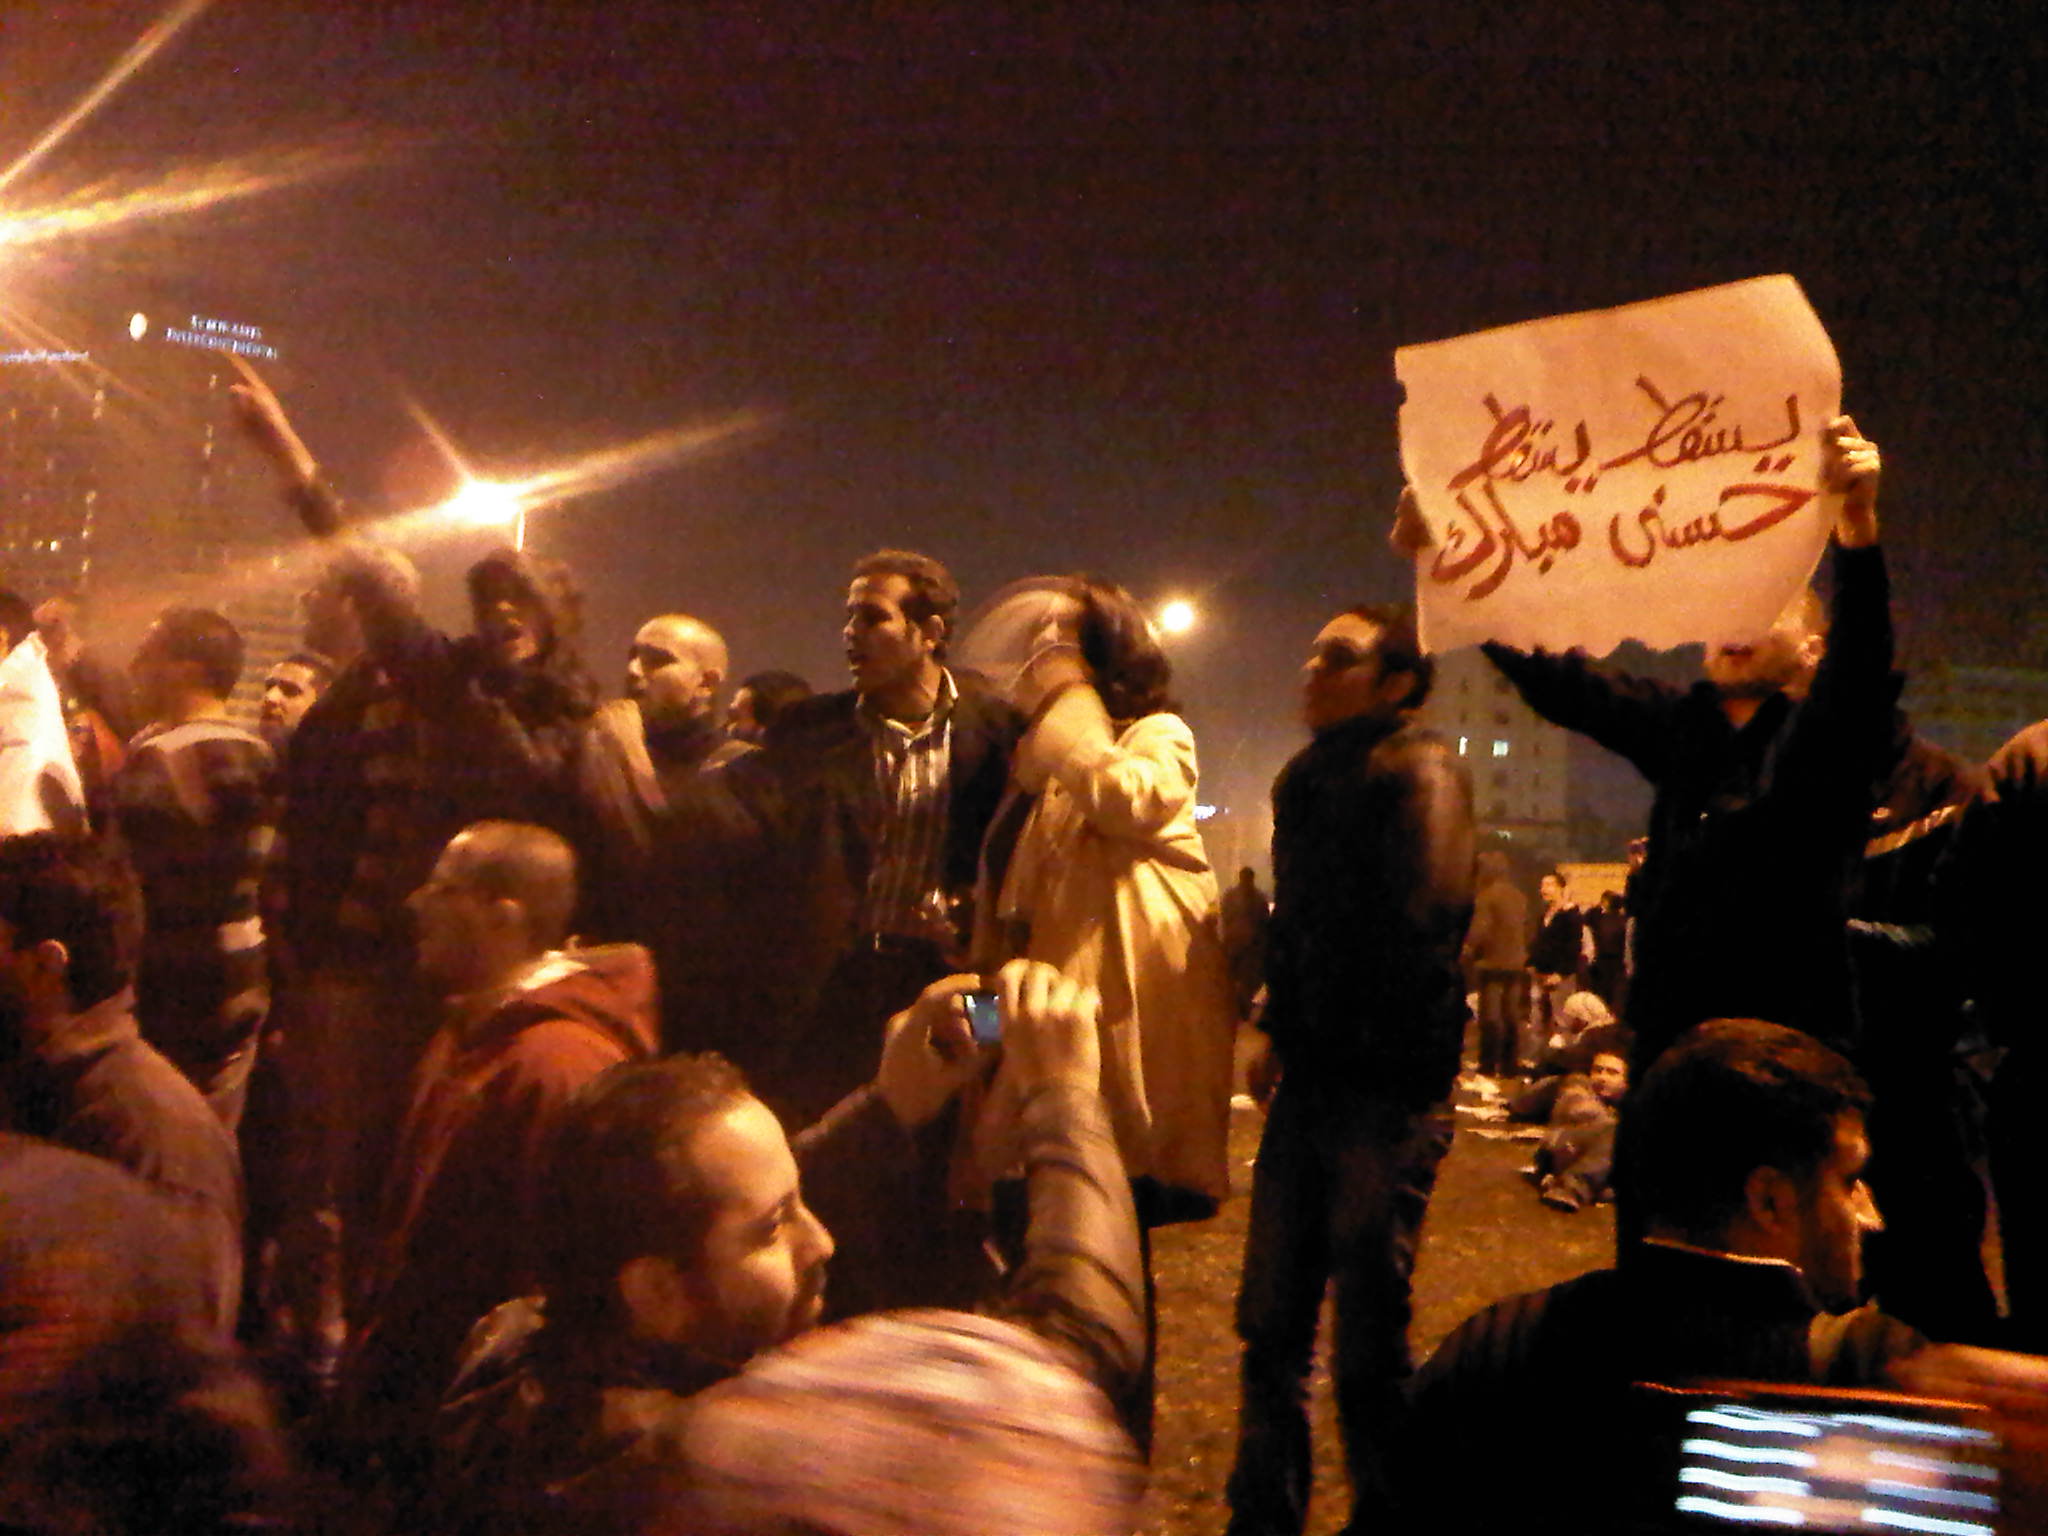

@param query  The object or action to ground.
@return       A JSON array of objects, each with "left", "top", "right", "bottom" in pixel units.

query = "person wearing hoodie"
[
  {"left": 227, "top": 362, "right": 600, "bottom": 1360},
  {"left": 336, "top": 821, "right": 658, "bottom": 1488}
]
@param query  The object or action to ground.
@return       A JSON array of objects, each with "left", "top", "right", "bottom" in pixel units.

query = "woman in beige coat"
[{"left": 980, "top": 575, "right": 1237, "bottom": 1227}]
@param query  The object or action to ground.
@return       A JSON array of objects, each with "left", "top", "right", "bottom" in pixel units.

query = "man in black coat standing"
[
  {"left": 1227, "top": 603, "right": 1475, "bottom": 1536},
  {"left": 744, "top": 549, "right": 1023, "bottom": 1126},
  {"left": 1476, "top": 417, "right": 1891, "bottom": 1076}
]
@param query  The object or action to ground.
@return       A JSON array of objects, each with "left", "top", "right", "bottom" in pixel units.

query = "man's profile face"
[
  {"left": 300, "top": 578, "right": 363, "bottom": 663},
  {"left": 1300, "top": 614, "right": 1403, "bottom": 733},
  {"left": 1589, "top": 1053, "right": 1628, "bottom": 1104},
  {"left": 843, "top": 575, "right": 937, "bottom": 700},
  {"left": 127, "top": 624, "right": 183, "bottom": 721},
  {"left": 727, "top": 686, "right": 762, "bottom": 743},
  {"left": 670, "top": 1096, "right": 834, "bottom": 1363},
  {"left": 406, "top": 837, "right": 498, "bottom": 993},
  {"left": 626, "top": 621, "right": 713, "bottom": 732},
  {"left": 1794, "top": 1112, "right": 1883, "bottom": 1311},
  {"left": 1539, "top": 873, "right": 1563, "bottom": 906},
  {"left": 259, "top": 661, "right": 323, "bottom": 743}
]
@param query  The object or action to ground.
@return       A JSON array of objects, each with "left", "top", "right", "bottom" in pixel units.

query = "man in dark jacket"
[
  {"left": 1850, "top": 718, "right": 1997, "bottom": 1341},
  {"left": 1477, "top": 418, "right": 1891, "bottom": 1074},
  {"left": 1227, "top": 603, "right": 1476, "bottom": 1536},
  {"left": 0, "top": 833, "right": 243, "bottom": 1333},
  {"left": 0, "top": 1133, "right": 290, "bottom": 1535},
  {"left": 338, "top": 822, "right": 658, "bottom": 1483},
  {"left": 1462, "top": 848, "right": 1527, "bottom": 1078},
  {"left": 429, "top": 959, "right": 1144, "bottom": 1536},
  {"left": 1404, "top": 1020, "right": 1917, "bottom": 1535},
  {"left": 574, "top": 613, "right": 780, "bottom": 1068},
  {"left": 741, "top": 549, "right": 1024, "bottom": 1124},
  {"left": 1946, "top": 719, "right": 2048, "bottom": 1347}
]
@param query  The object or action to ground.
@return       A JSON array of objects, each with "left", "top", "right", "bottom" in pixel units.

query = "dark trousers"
[
  {"left": 1226, "top": 1072, "right": 1453, "bottom": 1536},
  {"left": 1474, "top": 969, "right": 1521, "bottom": 1077},
  {"left": 772, "top": 936, "right": 947, "bottom": 1129}
]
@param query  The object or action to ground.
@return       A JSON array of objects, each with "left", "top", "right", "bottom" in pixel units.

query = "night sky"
[{"left": 7, "top": 1, "right": 2042, "bottom": 833}]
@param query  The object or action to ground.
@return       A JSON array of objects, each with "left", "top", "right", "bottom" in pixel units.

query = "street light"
[
  {"left": 441, "top": 477, "right": 527, "bottom": 551},
  {"left": 1158, "top": 599, "right": 1197, "bottom": 636}
]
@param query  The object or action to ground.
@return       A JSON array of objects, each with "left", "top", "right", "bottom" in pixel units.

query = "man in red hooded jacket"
[{"left": 337, "top": 820, "right": 658, "bottom": 1483}]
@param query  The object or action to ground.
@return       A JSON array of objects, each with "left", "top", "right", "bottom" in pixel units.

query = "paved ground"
[{"left": 1144, "top": 1075, "right": 1614, "bottom": 1536}]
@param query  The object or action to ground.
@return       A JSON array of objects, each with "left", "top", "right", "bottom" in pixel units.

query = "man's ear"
[
  {"left": 29, "top": 937, "right": 69, "bottom": 983},
  {"left": 917, "top": 615, "right": 947, "bottom": 657},
  {"left": 1796, "top": 630, "right": 1827, "bottom": 675},
  {"left": 1378, "top": 667, "right": 1420, "bottom": 713},
  {"left": 617, "top": 1253, "right": 697, "bottom": 1342},
  {"left": 488, "top": 896, "right": 530, "bottom": 946},
  {"left": 699, "top": 666, "right": 725, "bottom": 703},
  {"left": 1742, "top": 1164, "right": 1804, "bottom": 1251}
]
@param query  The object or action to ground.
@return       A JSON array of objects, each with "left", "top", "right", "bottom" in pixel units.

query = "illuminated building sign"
[
  {"left": 1, "top": 349, "right": 90, "bottom": 364},
  {"left": 130, "top": 311, "right": 279, "bottom": 361}
]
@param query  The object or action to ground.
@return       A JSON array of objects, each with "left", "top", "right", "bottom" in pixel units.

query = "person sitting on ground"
[
  {"left": 1509, "top": 1047, "right": 1629, "bottom": 1213},
  {"left": 1530, "top": 987, "right": 1616, "bottom": 1078},
  {"left": 1403, "top": 1017, "right": 2048, "bottom": 1533},
  {"left": 429, "top": 959, "right": 1145, "bottom": 1536},
  {"left": 337, "top": 822, "right": 658, "bottom": 1487}
]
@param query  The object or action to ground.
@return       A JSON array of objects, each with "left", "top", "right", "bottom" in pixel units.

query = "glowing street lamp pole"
[{"left": 441, "top": 478, "right": 527, "bottom": 551}]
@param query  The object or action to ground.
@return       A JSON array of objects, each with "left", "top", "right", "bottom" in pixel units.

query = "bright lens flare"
[
  {"left": 386, "top": 406, "right": 774, "bottom": 548},
  {"left": 0, "top": 143, "right": 386, "bottom": 257},
  {"left": 1159, "top": 600, "right": 1197, "bottom": 635},
  {"left": 441, "top": 479, "right": 524, "bottom": 528},
  {"left": 0, "top": 0, "right": 215, "bottom": 202}
]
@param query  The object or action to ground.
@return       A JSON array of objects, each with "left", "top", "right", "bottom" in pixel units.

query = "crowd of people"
[{"left": 3, "top": 375, "right": 2048, "bottom": 1536}]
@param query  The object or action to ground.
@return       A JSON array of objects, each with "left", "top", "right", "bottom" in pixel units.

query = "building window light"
[
  {"left": 1492, "top": 739, "right": 1511, "bottom": 757},
  {"left": 1457, "top": 736, "right": 1469, "bottom": 756}
]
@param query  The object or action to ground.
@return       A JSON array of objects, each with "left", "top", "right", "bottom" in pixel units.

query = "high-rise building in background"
[
  {"left": 1, "top": 300, "right": 301, "bottom": 723},
  {"left": 1421, "top": 646, "right": 1573, "bottom": 863}
]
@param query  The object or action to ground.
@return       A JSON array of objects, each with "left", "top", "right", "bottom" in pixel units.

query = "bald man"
[
  {"left": 573, "top": 615, "right": 789, "bottom": 1075},
  {"left": 338, "top": 821, "right": 659, "bottom": 1479}
]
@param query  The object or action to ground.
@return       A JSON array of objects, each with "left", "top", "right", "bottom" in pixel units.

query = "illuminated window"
[
  {"left": 1457, "top": 736, "right": 1469, "bottom": 756},
  {"left": 1492, "top": 739, "right": 1510, "bottom": 757}
]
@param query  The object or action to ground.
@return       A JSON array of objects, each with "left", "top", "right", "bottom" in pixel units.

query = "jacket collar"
[{"left": 26, "top": 988, "right": 142, "bottom": 1070}]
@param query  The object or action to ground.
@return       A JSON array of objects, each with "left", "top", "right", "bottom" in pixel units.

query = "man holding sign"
[
  {"left": 1474, "top": 417, "right": 1884, "bottom": 1075},
  {"left": 1394, "top": 279, "right": 1894, "bottom": 1080}
]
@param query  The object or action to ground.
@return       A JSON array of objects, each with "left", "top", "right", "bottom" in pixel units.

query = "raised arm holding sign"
[
  {"left": 1391, "top": 278, "right": 1898, "bottom": 1100},
  {"left": 1396, "top": 275, "right": 1847, "bottom": 656}
]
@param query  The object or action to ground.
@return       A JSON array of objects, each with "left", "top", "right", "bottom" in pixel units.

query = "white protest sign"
[{"left": 1396, "top": 275, "right": 1841, "bottom": 655}]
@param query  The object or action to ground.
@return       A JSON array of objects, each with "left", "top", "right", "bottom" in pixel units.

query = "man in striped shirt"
[
  {"left": 746, "top": 550, "right": 1023, "bottom": 1129},
  {"left": 116, "top": 607, "right": 276, "bottom": 1132}
]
